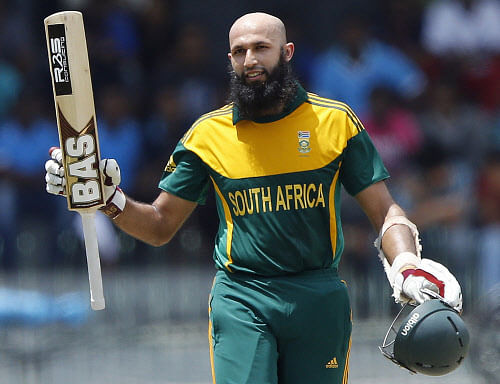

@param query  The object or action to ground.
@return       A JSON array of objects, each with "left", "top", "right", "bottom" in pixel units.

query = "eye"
[{"left": 232, "top": 48, "right": 245, "bottom": 56}]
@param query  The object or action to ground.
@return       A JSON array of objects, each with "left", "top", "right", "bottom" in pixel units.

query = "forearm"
[
  {"left": 111, "top": 192, "right": 196, "bottom": 247},
  {"left": 112, "top": 197, "right": 169, "bottom": 246},
  {"left": 354, "top": 182, "right": 419, "bottom": 267}
]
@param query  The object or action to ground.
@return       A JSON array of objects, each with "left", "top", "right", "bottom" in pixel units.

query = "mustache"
[{"left": 243, "top": 67, "right": 269, "bottom": 77}]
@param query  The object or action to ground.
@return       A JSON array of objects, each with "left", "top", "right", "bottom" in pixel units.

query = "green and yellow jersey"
[{"left": 159, "top": 85, "right": 389, "bottom": 276}]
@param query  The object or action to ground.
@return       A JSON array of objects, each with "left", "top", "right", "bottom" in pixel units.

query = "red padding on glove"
[{"left": 402, "top": 268, "right": 445, "bottom": 297}]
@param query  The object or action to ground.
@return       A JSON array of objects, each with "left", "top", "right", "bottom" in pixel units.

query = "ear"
[
  {"left": 227, "top": 52, "right": 232, "bottom": 61},
  {"left": 283, "top": 42, "right": 294, "bottom": 62}
]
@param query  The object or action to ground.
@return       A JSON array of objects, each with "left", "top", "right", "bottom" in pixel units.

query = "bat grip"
[{"left": 80, "top": 211, "right": 105, "bottom": 310}]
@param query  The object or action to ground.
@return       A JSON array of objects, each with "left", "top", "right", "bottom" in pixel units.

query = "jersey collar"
[{"left": 232, "top": 83, "right": 307, "bottom": 125}]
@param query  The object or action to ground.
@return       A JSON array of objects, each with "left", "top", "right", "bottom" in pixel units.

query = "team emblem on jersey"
[{"left": 298, "top": 131, "right": 311, "bottom": 153}]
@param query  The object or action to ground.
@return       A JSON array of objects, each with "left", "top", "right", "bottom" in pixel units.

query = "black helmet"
[{"left": 379, "top": 299, "right": 470, "bottom": 376}]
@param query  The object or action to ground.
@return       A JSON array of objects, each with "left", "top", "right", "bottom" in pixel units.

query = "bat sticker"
[{"left": 47, "top": 23, "right": 73, "bottom": 96}]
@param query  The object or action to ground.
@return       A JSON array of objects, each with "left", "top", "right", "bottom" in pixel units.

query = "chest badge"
[{"left": 298, "top": 131, "right": 311, "bottom": 154}]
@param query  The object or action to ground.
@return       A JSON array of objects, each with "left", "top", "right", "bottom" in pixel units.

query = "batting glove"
[
  {"left": 45, "top": 147, "right": 66, "bottom": 196},
  {"left": 45, "top": 147, "right": 126, "bottom": 219},
  {"left": 391, "top": 256, "right": 462, "bottom": 312}
]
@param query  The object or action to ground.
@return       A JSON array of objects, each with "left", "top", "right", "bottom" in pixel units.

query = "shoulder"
[
  {"left": 304, "top": 91, "right": 364, "bottom": 134},
  {"left": 180, "top": 104, "right": 233, "bottom": 145},
  {"left": 193, "top": 104, "right": 233, "bottom": 127}
]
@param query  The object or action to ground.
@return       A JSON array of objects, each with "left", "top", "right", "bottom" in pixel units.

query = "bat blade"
[{"left": 44, "top": 11, "right": 106, "bottom": 310}]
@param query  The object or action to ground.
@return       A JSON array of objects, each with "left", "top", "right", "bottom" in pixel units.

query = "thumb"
[{"left": 99, "top": 158, "right": 121, "bottom": 186}]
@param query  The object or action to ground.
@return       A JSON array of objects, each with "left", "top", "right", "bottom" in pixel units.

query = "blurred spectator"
[
  {"left": 418, "top": 80, "right": 491, "bottom": 169},
  {"left": 96, "top": 83, "right": 143, "bottom": 194},
  {"left": 0, "top": 2, "right": 28, "bottom": 120},
  {"left": 150, "top": 22, "right": 219, "bottom": 122},
  {"left": 0, "top": 60, "right": 22, "bottom": 120},
  {"left": 137, "top": 85, "right": 189, "bottom": 203},
  {"left": 83, "top": 0, "right": 143, "bottom": 90},
  {"left": 0, "top": 2, "right": 35, "bottom": 59},
  {"left": 0, "top": 88, "right": 59, "bottom": 268},
  {"left": 493, "top": 111, "right": 500, "bottom": 149},
  {"left": 309, "top": 12, "right": 426, "bottom": 116},
  {"left": 362, "top": 87, "right": 423, "bottom": 176},
  {"left": 421, "top": 0, "right": 500, "bottom": 57},
  {"left": 375, "top": 0, "right": 424, "bottom": 56},
  {"left": 421, "top": 0, "right": 500, "bottom": 110},
  {"left": 137, "top": 0, "right": 177, "bottom": 74},
  {"left": 461, "top": 55, "right": 500, "bottom": 111},
  {"left": 475, "top": 150, "right": 500, "bottom": 293},
  {"left": 404, "top": 143, "right": 476, "bottom": 281},
  {"left": 279, "top": 12, "right": 317, "bottom": 87},
  {"left": 408, "top": 144, "right": 471, "bottom": 230}
]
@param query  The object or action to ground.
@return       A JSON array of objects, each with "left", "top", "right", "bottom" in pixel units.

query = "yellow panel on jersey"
[{"left": 181, "top": 90, "right": 362, "bottom": 179}]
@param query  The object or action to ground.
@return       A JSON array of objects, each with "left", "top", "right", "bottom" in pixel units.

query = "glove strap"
[
  {"left": 99, "top": 187, "right": 126, "bottom": 219},
  {"left": 374, "top": 216, "right": 422, "bottom": 282},
  {"left": 402, "top": 268, "right": 445, "bottom": 297},
  {"left": 387, "top": 252, "right": 421, "bottom": 287}
]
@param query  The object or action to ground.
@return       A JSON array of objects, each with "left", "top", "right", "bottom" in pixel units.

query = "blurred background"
[{"left": 0, "top": 0, "right": 499, "bottom": 383}]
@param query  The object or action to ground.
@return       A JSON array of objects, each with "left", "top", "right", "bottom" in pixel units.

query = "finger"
[
  {"left": 50, "top": 147, "right": 63, "bottom": 164},
  {"left": 403, "top": 276, "right": 427, "bottom": 304},
  {"left": 45, "top": 159, "right": 65, "bottom": 176},
  {"left": 45, "top": 172, "right": 65, "bottom": 187},
  {"left": 100, "top": 158, "right": 121, "bottom": 185},
  {"left": 107, "top": 159, "right": 121, "bottom": 185},
  {"left": 46, "top": 183, "right": 65, "bottom": 195}
]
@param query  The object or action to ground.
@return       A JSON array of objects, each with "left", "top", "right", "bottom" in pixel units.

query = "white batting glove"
[
  {"left": 45, "top": 147, "right": 66, "bottom": 196},
  {"left": 45, "top": 147, "right": 126, "bottom": 219},
  {"left": 392, "top": 257, "right": 462, "bottom": 312}
]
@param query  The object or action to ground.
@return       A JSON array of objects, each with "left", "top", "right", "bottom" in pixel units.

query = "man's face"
[
  {"left": 226, "top": 16, "right": 297, "bottom": 118},
  {"left": 228, "top": 24, "right": 293, "bottom": 85}
]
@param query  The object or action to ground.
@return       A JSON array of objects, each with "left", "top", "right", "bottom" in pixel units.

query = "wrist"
[{"left": 99, "top": 187, "right": 126, "bottom": 219}]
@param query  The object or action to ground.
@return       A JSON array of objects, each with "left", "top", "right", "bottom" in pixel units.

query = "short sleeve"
[
  {"left": 158, "top": 141, "right": 209, "bottom": 204},
  {"left": 340, "top": 130, "right": 390, "bottom": 196}
]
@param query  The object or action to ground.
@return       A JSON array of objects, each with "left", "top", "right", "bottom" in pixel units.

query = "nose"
[{"left": 244, "top": 49, "right": 257, "bottom": 68}]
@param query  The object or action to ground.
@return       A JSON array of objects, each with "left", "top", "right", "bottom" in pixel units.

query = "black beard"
[{"left": 227, "top": 55, "right": 298, "bottom": 120}]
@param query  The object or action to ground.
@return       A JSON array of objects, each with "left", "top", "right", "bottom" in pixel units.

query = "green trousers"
[{"left": 209, "top": 268, "right": 352, "bottom": 384}]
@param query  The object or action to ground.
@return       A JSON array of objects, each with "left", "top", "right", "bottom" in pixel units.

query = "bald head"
[{"left": 229, "top": 12, "right": 287, "bottom": 47}]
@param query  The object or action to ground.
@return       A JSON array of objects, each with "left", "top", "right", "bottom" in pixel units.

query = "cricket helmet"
[{"left": 379, "top": 299, "right": 470, "bottom": 376}]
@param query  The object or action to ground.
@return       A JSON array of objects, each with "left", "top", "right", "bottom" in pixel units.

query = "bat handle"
[{"left": 80, "top": 211, "right": 105, "bottom": 310}]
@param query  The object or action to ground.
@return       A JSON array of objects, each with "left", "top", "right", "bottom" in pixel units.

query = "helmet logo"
[{"left": 401, "top": 313, "right": 420, "bottom": 336}]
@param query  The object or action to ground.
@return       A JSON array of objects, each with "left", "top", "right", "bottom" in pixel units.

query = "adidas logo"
[{"left": 325, "top": 357, "right": 338, "bottom": 368}]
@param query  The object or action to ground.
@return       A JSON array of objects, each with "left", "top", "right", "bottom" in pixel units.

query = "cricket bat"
[{"left": 44, "top": 11, "right": 105, "bottom": 310}]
